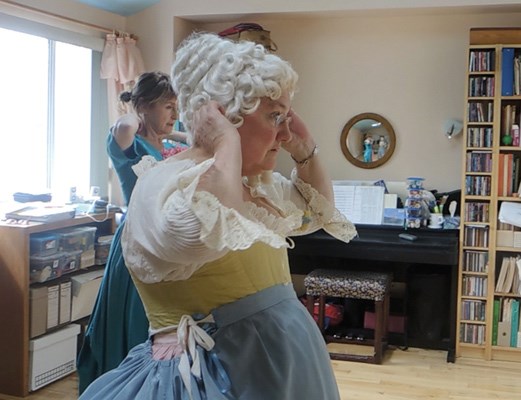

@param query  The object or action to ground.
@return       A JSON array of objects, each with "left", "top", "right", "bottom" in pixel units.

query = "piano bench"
[{"left": 304, "top": 268, "right": 392, "bottom": 364}]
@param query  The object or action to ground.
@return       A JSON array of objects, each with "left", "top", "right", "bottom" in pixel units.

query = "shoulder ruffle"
[
  {"left": 291, "top": 168, "right": 357, "bottom": 243},
  {"left": 131, "top": 154, "right": 159, "bottom": 177},
  {"left": 169, "top": 158, "right": 291, "bottom": 251}
]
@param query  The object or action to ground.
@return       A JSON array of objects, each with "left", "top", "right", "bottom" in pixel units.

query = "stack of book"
[{"left": 493, "top": 256, "right": 521, "bottom": 348}]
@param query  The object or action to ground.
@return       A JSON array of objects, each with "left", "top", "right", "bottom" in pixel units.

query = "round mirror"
[{"left": 340, "top": 113, "right": 396, "bottom": 169}]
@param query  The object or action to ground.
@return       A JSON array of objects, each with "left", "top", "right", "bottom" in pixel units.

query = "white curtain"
[{"left": 100, "top": 33, "right": 146, "bottom": 206}]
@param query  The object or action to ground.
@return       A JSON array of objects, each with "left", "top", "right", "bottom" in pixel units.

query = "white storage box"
[
  {"left": 71, "top": 269, "right": 104, "bottom": 321},
  {"left": 29, "top": 324, "right": 80, "bottom": 391}
]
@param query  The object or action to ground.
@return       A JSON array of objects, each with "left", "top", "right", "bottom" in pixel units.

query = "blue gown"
[{"left": 77, "top": 134, "right": 164, "bottom": 394}]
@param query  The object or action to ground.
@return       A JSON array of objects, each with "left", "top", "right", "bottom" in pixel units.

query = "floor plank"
[{"left": 2, "top": 347, "right": 521, "bottom": 399}]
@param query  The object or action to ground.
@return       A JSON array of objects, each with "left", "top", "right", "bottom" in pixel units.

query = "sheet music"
[{"left": 333, "top": 184, "right": 385, "bottom": 225}]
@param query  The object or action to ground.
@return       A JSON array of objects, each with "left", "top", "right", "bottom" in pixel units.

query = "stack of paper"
[
  {"left": 495, "top": 256, "right": 521, "bottom": 294},
  {"left": 333, "top": 184, "right": 385, "bottom": 225}
]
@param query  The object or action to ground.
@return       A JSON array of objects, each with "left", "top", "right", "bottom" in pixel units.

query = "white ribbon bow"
[{"left": 176, "top": 314, "right": 216, "bottom": 399}]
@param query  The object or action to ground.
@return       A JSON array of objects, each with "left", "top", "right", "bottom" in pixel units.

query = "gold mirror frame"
[{"left": 340, "top": 112, "right": 396, "bottom": 169}]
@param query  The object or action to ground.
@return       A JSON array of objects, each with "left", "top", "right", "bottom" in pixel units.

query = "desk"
[{"left": 288, "top": 225, "right": 459, "bottom": 363}]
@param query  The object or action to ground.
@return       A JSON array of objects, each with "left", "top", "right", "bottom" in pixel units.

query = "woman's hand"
[
  {"left": 192, "top": 101, "right": 240, "bottom": 154},
  {"left": 281, "top": 109, "right": 317, "bottom": 163},
  {"left": 193, "top": 101, "right": 244, "bottom": 211}
]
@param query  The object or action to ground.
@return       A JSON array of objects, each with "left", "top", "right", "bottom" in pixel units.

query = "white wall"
[
  {"left": 8, "top": 1, "right": 521, "bottom": 194},
  {"left": 127, "top": 4, "right": 521, "bottom": 193}
]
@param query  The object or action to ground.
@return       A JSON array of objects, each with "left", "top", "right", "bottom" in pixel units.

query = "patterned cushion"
[{"left": 304, "top": 269, "right": 391, "bottom": 301}]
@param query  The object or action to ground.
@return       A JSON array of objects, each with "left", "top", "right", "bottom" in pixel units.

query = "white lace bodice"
[{"left": 122, "top": 155, "right": 357, "bottom": 284}]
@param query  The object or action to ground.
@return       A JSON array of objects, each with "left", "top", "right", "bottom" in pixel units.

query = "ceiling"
[{"left": 72, "top": 0, "right": 160, "bottom": 16}]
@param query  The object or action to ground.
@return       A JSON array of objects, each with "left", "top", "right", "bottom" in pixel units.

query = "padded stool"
[{"left": 304, "top": 269, "right": 392, "bottom": 364}]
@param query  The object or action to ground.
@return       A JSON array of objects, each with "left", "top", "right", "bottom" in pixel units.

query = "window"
[{"left": 0, "top": 26, "right": 105, "bottom": 202}]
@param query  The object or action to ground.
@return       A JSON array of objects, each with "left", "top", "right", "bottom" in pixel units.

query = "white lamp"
[{"left": 444, "top": 119, "right": 463, "bottom": 139}]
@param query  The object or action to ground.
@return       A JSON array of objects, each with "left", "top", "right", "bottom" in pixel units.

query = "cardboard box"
[
  {"left": 30, "top": 287, "right": 48, "bottom": 339},
  {"left": 71, "top": 269, "right": 104, "bottom": 321},
  {"left": 59, "top": 281, "right": 72, "bottom": 325},
  {"left": 29, "top": 324, "right": 80, "bottom": 391},
  {"left": 46, "top": 284, "right": 60, "bottom": 330},
  {"left": 364, "top": 311, "right": 406, "bottom": 333},
  {"left": 514, "top": 232, "right": 521, "bottom": 248},
  {"left": 470, "top": 28, "right": 521, "bottom": 45},
  {"left": 497, "top": 230, "right": 514, "bottom": 247}
]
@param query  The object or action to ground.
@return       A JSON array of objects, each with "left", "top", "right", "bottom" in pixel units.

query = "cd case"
[{"left": 5, "top": 206, "right": 76, "bottom": 223}]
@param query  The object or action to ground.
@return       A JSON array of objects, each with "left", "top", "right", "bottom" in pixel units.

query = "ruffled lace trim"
[
  {"left": 176, "top": 159, "right": 289, "bottom": 251},
  {"left": 189, "top": 191, "right": 289, "bottom": 251},
  {"left": 131, "top": 154, "right": 158, "bottom": 177},
  {"left": 242, "top": 174, "right": 303, "bottom": 236},
  {"left": 291, "top": 168, "right": 357, "bottom": 243},
  {"left": 244, "top": 202, "right": 302, "bottom": 237}
]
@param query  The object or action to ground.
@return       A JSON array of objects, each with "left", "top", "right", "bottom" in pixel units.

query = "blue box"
[{"left": 30, "top": 233, "right": 59, "bottom": 256}]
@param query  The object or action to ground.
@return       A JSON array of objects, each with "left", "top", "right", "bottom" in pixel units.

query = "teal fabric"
[
  {"left": 77, "top": 133, "right": 165, "bottom": 394},
  {"left": 79, "top": 285, "right": 340, "bottom": 400},
  {"left": 106, "top": 133, "right": 163, "bottom": 204}
]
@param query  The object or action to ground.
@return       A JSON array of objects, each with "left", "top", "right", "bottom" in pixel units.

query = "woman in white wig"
[{"left": 80, "top": 32, "right": 356, "bottom": 400}]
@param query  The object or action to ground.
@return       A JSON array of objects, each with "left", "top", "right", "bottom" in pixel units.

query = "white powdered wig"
[{"left": 171, "top": 32, "right": 298, "bottom": 137}]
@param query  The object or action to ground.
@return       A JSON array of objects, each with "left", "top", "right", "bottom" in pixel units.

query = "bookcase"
[
  {"left": 457, "top": 28, "right": 521, "bottom": 362},
  {"left": 0, "top": 214, "right": 115, "bottom": 397}
]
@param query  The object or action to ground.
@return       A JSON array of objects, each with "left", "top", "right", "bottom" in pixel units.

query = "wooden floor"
[{"left": 3, "top": 347, "right": 521, "bottom": 399}]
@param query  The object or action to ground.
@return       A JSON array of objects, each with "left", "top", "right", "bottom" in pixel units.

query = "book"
[
  {"left": 515, "top": 259, "right": 521, "bottom": 295},
  {"left": 513, "top": 124, "right": 520, "bottom": 146},
  {"left": 502, "top": 104, "right": 513, "bottom": 137},
  {"left": 511, "top": 299, "right": 520, "bottom": 347},
  {"left": 503, "top": 257, "right": 516, "bottom": 293},
  {"left": 514, "top": 56, "right": 521, "bottom": 96},
  {"left": 495, "top": 256, "right": 511, "bottom": 292},
  {"left": 5, "top": 206, "right": 76, "bottom": 223},
  {"left": 505, "top": 153, "right": 513, "bottom": 196},
  {"left": 502, "top": 48, "right": 515, "bottom": 96},
  {"left": 498, "top": 153, "right": 505, "bottom": 196},
  {"left": 492, "top": 298, "right": 501, "bottom": 346}
]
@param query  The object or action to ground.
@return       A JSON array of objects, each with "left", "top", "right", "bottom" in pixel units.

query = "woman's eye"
[{"left": 271, "top": 113, "right": 287, "bottom": 127}]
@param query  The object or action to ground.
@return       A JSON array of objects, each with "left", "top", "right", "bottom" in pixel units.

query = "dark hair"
[{"left": 119, "top": 71, "right": 176, "bottom": 110}]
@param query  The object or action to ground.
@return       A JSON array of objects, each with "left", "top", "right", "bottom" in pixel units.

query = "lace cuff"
[{"left": 291, "top": 168, "right": 357, "bottom": 243}]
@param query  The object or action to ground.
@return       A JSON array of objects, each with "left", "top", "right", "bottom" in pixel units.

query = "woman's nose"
[{"left": 276, "top": 121, "right": 291, "bottom": 142}]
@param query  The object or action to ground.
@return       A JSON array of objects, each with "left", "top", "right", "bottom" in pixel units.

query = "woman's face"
[
  {"left": 238, "top": 91, "right": 292, "bottom": 176},
  {"left": 143, "top": 97, "right": 177, "bottom": 136}
]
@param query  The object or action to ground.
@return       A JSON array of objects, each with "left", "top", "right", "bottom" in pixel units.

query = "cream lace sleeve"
[
  {"left": 273, "top": 169, "right": 357, "bottom": 243},
  {"left": 122, "top": 156, "right": 289, "bottom": 283}
]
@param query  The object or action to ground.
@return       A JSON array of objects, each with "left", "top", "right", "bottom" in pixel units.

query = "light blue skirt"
[{"left": 79, "top": 284, "right": 340, "bottom": 400}]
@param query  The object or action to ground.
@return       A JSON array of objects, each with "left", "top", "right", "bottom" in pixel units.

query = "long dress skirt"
[{"left": 79, "top": 284, "right": 341, "bottom": 400}]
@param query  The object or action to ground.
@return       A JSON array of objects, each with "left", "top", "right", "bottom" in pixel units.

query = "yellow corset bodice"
[{"left": 131, "top": 242, "right": 292, "bottom": 331}]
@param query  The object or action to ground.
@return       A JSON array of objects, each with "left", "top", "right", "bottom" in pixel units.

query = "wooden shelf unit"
[
  {"left": 457, "top": 28, "right": 521, "bottom": 362},
  {"left": 0, "top": 214, "right": 115, "bottom": 398}
]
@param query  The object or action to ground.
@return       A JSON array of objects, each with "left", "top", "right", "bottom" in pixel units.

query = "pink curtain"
[
  {"left": 100, "top": 33, "right": 145, "bottom": 206},
  {"left": 101, "top": 33, "right": 145, "bottom": 124}
]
